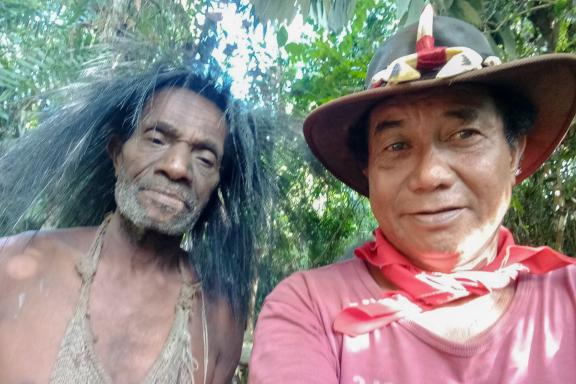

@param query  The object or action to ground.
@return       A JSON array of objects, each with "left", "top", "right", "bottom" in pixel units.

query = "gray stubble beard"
[{"left": 114, "top": 169, "right": 203, "bottom": 236}]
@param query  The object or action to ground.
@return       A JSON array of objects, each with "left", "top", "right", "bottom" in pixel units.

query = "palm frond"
[{"left": 249, "top": 0, "right": 356, "bottom": 31}]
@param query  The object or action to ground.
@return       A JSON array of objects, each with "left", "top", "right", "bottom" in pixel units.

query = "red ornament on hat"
[{"left": 415, "top": 4, "right": 447, "bottom": 71}]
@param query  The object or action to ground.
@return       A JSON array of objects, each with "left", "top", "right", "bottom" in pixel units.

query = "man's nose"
[
  {"left": 407, "top": 146, "right": 455, "bottom": 192},
  {"left": 156, "top": 142, "right": 192, "bottom": 182}
]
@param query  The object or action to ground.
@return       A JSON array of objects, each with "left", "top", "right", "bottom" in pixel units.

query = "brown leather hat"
[{"left": 303, "top": 6, "right": 576, "bottom": 196}]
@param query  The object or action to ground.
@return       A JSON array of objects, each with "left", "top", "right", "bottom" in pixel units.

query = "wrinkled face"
[
  {"left": 113, "top": 87, "right": 227, "bottom": 235},
  {"left": 365, "top": 86, "right": 525, "bottom": 270}
]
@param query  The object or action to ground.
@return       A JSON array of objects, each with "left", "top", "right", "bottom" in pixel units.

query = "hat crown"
[{"left": 365, "top": 16, "right": 495, "bottom": 87}]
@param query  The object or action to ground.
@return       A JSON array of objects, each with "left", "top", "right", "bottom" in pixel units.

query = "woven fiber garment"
[{"left": 49, "top": 218, "right": 208, "bottom": 384}]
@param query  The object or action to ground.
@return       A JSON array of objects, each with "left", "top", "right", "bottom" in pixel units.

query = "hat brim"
[{"left": 303, "top": 54, "right": 576, "bottom": 196}]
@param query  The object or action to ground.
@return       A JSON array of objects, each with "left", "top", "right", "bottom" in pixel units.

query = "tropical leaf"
[
  {"left": 277, "top": 26, "right": 289, "bottom": 47},
  {"left": 395, "top": 0, "right": 411, "bottom": 20},
  {"left": 497, "top": 27, "right": 517, "bottom": 58},
  {"left": 284, "top": 42, "right": 304, "bottom": 56},
  {"left": 453, "top": 0, "right": 482, "bottom": 27},
  {"left": 431, "top": 0, "right": 455, "bottom": 13},
  {"left": 403, "top": 0, "right": 426, "bottom": 26},
  {"left": 249, "top": 0, "right": 357, "bottom": 31}
]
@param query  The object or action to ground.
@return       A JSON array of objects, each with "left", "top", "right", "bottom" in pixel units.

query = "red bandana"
[{"left": 333, "top": 227, "right": 576, "bottom": 337}]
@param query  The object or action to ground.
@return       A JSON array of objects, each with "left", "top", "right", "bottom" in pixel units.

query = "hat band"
[
  {"left": 369, "top": 47, "right": 502, "bottom": 88},
  {"left": 369, "top": 4, "right": 502, "bottom": 88}
]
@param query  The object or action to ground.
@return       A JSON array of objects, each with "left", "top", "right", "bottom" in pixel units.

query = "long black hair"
[{"left": 0, "top": 64, "right": 273, "bottom": 321}]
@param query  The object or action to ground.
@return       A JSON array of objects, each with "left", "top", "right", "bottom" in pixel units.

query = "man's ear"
[
  {"left": 511, "top": 135, "right": 527, "bottom": 171},
  {"left": 107, "top": 135, "right": 124, "bottom": 173},
  {"left": 510, "top": 135, "right": 527, "bottom": 185}
]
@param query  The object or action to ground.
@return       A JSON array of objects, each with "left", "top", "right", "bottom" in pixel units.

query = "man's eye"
[
  {"left": 200, "top": 158, "right": 214, "bottom": 167},
  {"left": 386, "top": 142, "right": 409, "bottom": 152},
  {"left": 452, "top": 129, "right": 479, "bottom": 140},
  {"left": 143, "top": 133, "right": 166, "bottom": 146},
  {"left": 197, "top": 156, "right": 216, "bottom": 168}
]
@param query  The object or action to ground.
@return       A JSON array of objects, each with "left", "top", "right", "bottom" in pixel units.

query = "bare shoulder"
[
  {"left": 206, "top": 296, "right": 245, "bottom": 382},
  {"left": 0, "top": 227, "right": 97, "bottom": 295}
]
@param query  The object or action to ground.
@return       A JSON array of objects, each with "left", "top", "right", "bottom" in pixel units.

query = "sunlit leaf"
[
  {"left": 453, "top": 0, "right": 482, "bottom": 27},
  {"left": 498, "top": 27, "right": 517, "bottom": 58},
  {"left": 396, "top": 0, "right": 411, "bottom": 20},
  {"left": 277, "top": 26, "right": 289, "bottom": 47},
  {"left": 285, "top": 42, "right": 304, "bottom": 56},
  {"left": 404, "top": 0, "right": 425, "bottom": 26},
  {"left": 249, "top": 0, "right": 356, "bottom": 31}
]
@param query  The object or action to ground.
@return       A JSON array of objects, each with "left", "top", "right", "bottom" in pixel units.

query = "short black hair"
[
  {"left": 347, "top": 85, "right": 537, "bottom": 168},
  {"left": 489, "top": 86, "right": 538, "bottom": 146}
]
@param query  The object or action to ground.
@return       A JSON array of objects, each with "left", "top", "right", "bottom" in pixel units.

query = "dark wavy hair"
[{"left": 0, "top": 65, "right": 273, "bottom": 321}]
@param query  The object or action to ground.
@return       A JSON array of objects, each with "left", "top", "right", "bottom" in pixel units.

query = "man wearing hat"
[{"left": 250, "top": 5, "right": 576, "bottom": 383}]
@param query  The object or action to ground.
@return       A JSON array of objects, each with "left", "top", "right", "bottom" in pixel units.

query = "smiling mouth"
[{"left": 409, "top": 207, "right": 464, "bottom": 225}]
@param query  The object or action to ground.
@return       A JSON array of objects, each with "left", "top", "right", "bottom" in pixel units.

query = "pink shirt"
[{"left": 250, "top": 258, "right": 576, "bottom": 383}]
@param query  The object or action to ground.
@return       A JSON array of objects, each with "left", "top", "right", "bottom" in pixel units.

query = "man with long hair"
[{"left": 0, "top": 65, "right": 271, "bottom": 383}]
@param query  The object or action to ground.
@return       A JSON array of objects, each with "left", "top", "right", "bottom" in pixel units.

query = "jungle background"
[{"left": 2, "top": 0, "right": 575, "bottom": 380}]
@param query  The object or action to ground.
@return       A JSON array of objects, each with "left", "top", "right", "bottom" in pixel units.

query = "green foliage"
[
  {"left": 0, "top": 0, "right": 213, "bottom": 140},
  {"left": 555, "top": 4, "right": 576, "bottom": 53},
  {"left": 1, "top": 0, "right": 89, "bottom": 138},
  {"left": 506, "top": 129, "right": 576, "bottom": 255},
  {"left": 257, "top": 139, "right": 376, "bottom": 311},
  {"left": 279, "top": 0, "right": 396, "bottom": 114}
]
